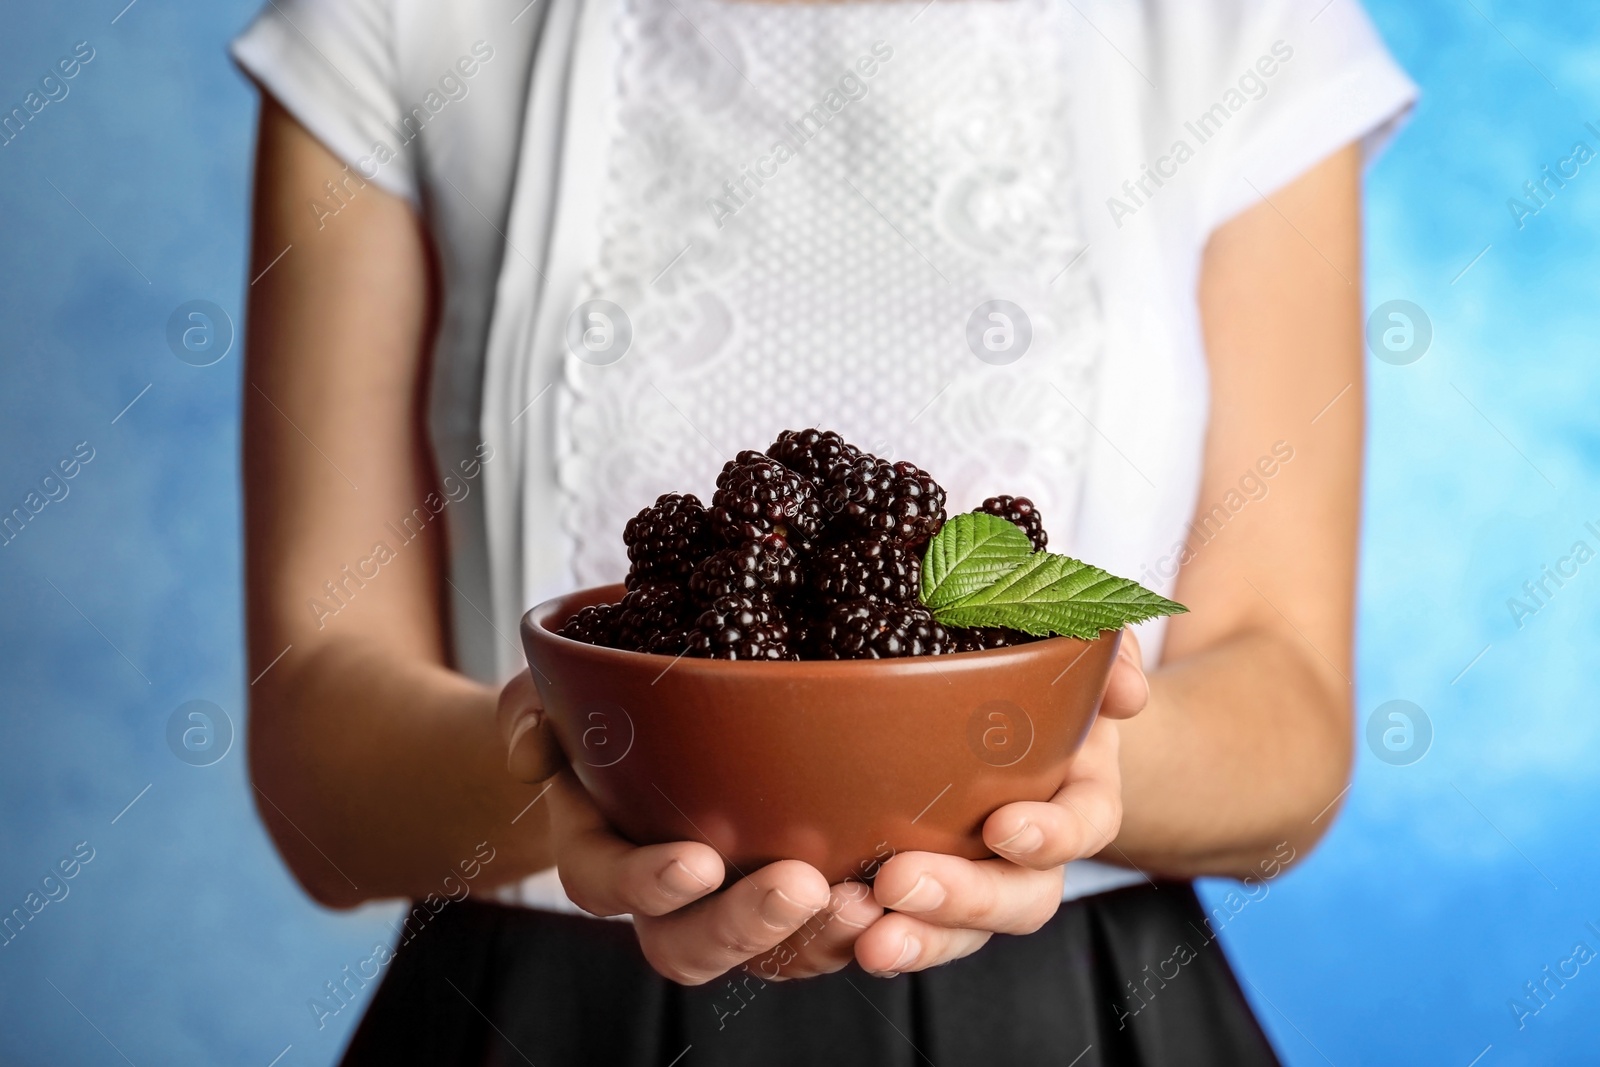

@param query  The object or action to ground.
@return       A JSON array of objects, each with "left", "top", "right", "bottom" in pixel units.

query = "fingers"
[
  {"left": 546, "top": 771, "right": 725, "bottom": 918},
  {"left": 1099, "top": 629, "right": 1149, "bottom": 720},
  {"left": 634, "top": 861, "right": 832, "bottom": 985},
  {"left": 854, "top": 910, "right": 993, "bottom": 977},
  {"left": 848, "top": 715, "right": 1124, "bottom": 978},
  {"left": 870, "top": 852, "right": 1064, "bottom": 937},
  {"left": 545, "top": 771, "right": 838, "bottom": 986},
  {"left": 497, "top": 669, "right": 565, "bottom": 783},
  {"left": 495, "top": 669, "right": 538, "bottom": 742},
  {"left": 983, "top": 717, "right": 1124, "bottom": 869},
  {"left": 759, "top": 880, "right": 884, "bottom": 981},
  {"left": 542, "top": 760, "right": 844, "bottom": 985}
]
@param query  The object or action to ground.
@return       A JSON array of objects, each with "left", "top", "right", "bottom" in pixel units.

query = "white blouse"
[
  {"left": 233, "top": 0, "right": 1415, "bottom": 910},
  {"left": 558, "top": 0, "right": 1104, "bottom": 593}
]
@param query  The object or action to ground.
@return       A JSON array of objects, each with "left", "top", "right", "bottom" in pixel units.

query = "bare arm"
[
  {"left": 241, "top": 103, "right": 869, "bottom": 982},
  {"left": 243, "top": 98, "right": 552, "bottom": 907},
  {"left": 1111, "top": 145, "right": 1364, "bottom": 878},
  {"left": 624, "top": 152, "right": 1370, "bottom": 975}
]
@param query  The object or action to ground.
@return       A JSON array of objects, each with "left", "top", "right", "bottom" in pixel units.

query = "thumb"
[
  {"left": 498, "top": 670, "right": 567, "bottom": 783},
  {"left": 1099, "top": 630, "right": 1149, "bottom": 720}
]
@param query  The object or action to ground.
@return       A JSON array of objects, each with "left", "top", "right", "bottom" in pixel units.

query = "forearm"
[
  {"left": 1101, "top": 147, "right": 1364, "bottom": 881},
  {"left": 1108, "top": 627, "right": 1351, "bottom": 879},
  {"left": 250, "top": 637, "right": 553, "bottom": 908},
  {"left": 237, "top": 99, "right": 552, "bottom": 908}
]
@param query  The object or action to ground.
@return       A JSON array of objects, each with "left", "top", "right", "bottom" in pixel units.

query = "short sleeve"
[
  {"left": 1165, "top": 0, "right": 1418, "bottom": 234},
  {"left": 230, "top": 0, "right": 420, "bottom": 205}
]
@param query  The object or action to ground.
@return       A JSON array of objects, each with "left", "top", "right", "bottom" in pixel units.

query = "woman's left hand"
[{"left": 854, "top": 630, "right": 1151, "bottom": 976}]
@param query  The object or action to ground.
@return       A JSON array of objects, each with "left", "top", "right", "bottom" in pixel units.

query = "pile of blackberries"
[{"left": 557, "top": 429, "right": 1047, "bottom": 660}]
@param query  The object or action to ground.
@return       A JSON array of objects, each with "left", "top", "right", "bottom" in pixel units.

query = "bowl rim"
[{"left": 522, "top": 582, "right": 1120, "bottom": 682}]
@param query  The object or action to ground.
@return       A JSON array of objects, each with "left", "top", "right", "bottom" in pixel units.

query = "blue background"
[{"left": 1, "top": 1, "right": 1596, "bottom": 1064}]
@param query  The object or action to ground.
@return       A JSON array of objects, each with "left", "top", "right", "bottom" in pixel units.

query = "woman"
[{"left": 233, "top": 0, "right": 1413, "bottom": 1061}]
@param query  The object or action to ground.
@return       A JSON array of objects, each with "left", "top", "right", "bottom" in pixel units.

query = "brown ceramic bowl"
[{"left": 522, "top": 584, "right": 1121, "bottom": 884}]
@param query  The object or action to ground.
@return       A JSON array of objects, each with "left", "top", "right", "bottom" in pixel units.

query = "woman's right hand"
[{"left": 498, "top": 671, "right": 883, "bottom": 985}]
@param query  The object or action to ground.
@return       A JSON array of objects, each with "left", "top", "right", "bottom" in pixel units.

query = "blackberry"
[
  {"left": 643, "top": 629, "right": 694, "bottom": 656},
  {"left": 623, "top": 493, "right": 716, "bottom": 589},
  {"left": 950, "top": 627, "right": 1041, "bottom": 653},
  {"left": 696, "top": 592, "right": 781, "bottom": 630},
  {"left": 612, "top": 581, "right": 692, "bottom": 652},
  {"left": 812, "top": 600, "right": 950, "bottom": 659},
  {"left": 788, "top": 614, "right": 816, "bottom": 658},
  {"left": 809, "top": 537, "right": 920, "bottom": 606},
  {"left": 766, "top": 428, "right": 862, "bottom": 482},
  {"left": 710, "top": 451, "right": 826, "bottom": 549},
  {"left": 558, "top": 602, "right": 621, "bottom": 647},
  {"left": 684, "top": 595, "right": 795, "bottom": 660},
  {"left": 821, "top": 457, "right": 946, "bottom": 547},
  {"left": 977, "top": 495, "right": 1047, "bottom": 552},
  {"left": 688, "top": 538, "right": 803, "bottom": 606}
]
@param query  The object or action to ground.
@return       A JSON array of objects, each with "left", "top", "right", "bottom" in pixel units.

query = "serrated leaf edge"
[
  {"left": 926, "top": 538, "right": 1188, "bottom": 639},
  {"left": 920, "top": 513, "right": 1032, "bottom": 611}
]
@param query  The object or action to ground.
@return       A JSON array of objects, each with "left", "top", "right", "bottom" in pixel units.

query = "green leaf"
[
  {"left": 935, "top": 552, "right": 1188, "bottom": 638},
  {"left": 920, "top": 513, "right": 1033, "bottom": 611},
  {"left": 919, "top": 513, "right": 1188, "bottom": 638}
]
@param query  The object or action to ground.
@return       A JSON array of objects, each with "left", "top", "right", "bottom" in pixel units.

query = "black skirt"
[{"left": 341, "top": 882, "right": 1279, "bottom": 1066}]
